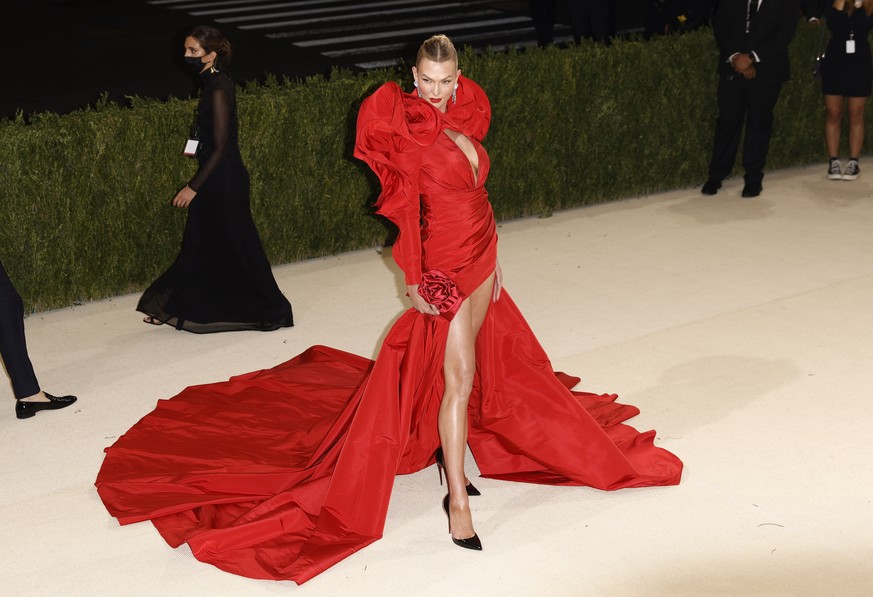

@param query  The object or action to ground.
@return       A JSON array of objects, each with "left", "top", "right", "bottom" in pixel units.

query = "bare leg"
[
  {"left": 825, "top": 94, "right": 844, "bottom": 158},
  {"left": 438, "top": 272, "right": 495, "bottom": 541},
  {"left": 847, "top": 96, "right": 867, "bottom": 158}
]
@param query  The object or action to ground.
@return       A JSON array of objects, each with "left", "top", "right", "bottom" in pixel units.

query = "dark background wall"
[{"left": 2, "top": 0, "right": 649, "bottom": 119}]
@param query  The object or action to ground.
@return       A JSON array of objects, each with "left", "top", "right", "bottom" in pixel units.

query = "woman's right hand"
[
  {"left": 407, "top": 284, "right": 440, "bottom": 315},
  {"left": 172, "top": 185, "right": 197, "bottom": 208}
]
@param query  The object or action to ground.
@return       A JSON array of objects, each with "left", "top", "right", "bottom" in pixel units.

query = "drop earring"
[
  {"left": 414, "top": 80, "right": 421, "bottom": 98},
  {"left": 452, "top": 83, "right": 458, "bottom": 105}
]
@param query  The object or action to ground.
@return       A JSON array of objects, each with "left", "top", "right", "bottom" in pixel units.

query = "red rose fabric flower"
[{"left": 417, "top": 269, "right": 462, "bottom": 320}]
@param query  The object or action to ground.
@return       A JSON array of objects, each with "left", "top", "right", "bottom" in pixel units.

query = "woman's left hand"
[
  {"left": 492, "top": 260, "right": 503, "bottom": 302},
  {"left": 172, "top": 186, "right": 197, "bottom": 208}
]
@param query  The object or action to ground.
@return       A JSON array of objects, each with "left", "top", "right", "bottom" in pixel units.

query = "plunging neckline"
[{"left": 444, "top": 129, "right": 479, "bottom": 185}]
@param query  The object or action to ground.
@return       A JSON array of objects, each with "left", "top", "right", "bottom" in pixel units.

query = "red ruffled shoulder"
[
  {"left": 355, "top": 82, "right": 441, "bottom": 156},
  {"left": 443, "top": 75, "right": 491, "bottom": 142},
  {"left": 354, "top": 82, "right": 436, "bottom": 215},
  {"left": 353, "top": 82, "right": 434, "bottom": 284},
  {"left": 353, "top": 77, "right": 491, "bottom": 212}
]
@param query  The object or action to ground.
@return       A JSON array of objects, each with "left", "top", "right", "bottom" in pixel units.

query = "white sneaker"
[
  {"left": 842, "top": 159, "right": 860, "bottom": 181},
  {"left": 827, "top": 159, "right": 842, "bottom": 180}
]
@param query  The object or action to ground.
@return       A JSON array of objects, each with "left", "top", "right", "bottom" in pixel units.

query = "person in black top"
[
  {"left": 137, "top": 26, "right": 293, "bottom": 333},
  {"left": 1, "top": 259, "right": 77, "bottom": 419},
  {"left": 820, "top": 0, "right": 873, "bottom": 181},
  {"left": 701, "top": 0, "right": 799, "bottom": 198}
]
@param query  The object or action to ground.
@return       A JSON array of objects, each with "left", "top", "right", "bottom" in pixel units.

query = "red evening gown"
[{"left": 95, "top": 77, "right": 682, "bottom": 584}]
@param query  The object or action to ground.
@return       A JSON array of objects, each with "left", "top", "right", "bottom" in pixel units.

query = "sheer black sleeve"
[{"left": 188, "top": 82, "right": 233, "bottom": 192}]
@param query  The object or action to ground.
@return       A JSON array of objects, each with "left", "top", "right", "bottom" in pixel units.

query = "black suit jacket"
[{"left": 713, "top": 0, "right": 800, "bottom": 83}]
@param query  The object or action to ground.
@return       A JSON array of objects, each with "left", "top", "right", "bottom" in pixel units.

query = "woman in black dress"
[
  {"left": 138, "top": 26, "right": 293, "bottom": 333},
  {"left": 822, "top": 0, "right": 873, "bottom": 181}
]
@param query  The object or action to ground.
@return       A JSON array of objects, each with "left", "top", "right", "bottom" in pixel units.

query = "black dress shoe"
[
  {"left": 701, "top": 179, "right": 721, "bottom": 195},
  {"left": 16, "top": 393, "right": 77, "bottom": 419},
  {"left": 741, "top": 183, "right": 762, "bottom": 198}
]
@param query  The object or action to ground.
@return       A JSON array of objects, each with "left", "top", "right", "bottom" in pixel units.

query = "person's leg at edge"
[
  {"left": 847, "top": 95, "right": 867, "bottom": 158},
  {"left": 824, "top": 94, "right": 845, "bottom": 158},
  {"left": 438, "top": 272, "right": 495, "bottom": 541},
  {"left": 0, "top": 260, "right": 46, "bottom": 402}
]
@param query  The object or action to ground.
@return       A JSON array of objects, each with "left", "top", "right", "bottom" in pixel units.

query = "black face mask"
[{"left": 184, "top": 56, "right": 205, "bottom": 74}]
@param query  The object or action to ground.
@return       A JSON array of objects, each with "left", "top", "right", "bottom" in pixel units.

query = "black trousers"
[
  {"left": 529, "top": 0, "right": 610, "bottom": 45},
  {"left": 0, "top": 260, "right": 40, "bottom": 399},
  {"left": 530, "top": 0, "right": 557, "bottom": 45},
  {"left": 571, "top": 0, "right": 611, "bottom": 44},
  {"left": 708, "top": 74, "right": 784, "bottom": 186}
]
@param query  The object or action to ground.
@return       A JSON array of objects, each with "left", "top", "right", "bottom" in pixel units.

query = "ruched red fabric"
[{"left": 95, "top": 78, "right": 682, "bottom": 585}]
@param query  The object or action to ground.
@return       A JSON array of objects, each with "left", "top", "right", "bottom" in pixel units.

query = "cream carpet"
[{"left": 3, "top": 164, "right": 872, "bottom": 596}]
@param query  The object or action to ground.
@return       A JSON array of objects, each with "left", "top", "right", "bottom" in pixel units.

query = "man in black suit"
[
  {"left": 1, "top": 259, "right": 76, "bottom": 419},
  {"left": 701, "top": 0, "right": 799, "bottom": 197}
]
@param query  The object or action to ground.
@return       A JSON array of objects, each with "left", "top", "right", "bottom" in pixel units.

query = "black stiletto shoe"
[
  {"left": 435, "top": 447, "right": 481, "bottom": 496},
  {"left": 442, "top": 494, "right": 482, "bottom": 551},
  {"left": 16, "top": 393, "right": 77, "bottom": 420}
]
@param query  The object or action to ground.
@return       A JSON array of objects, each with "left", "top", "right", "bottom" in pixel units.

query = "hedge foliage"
[{"left": 0, "top": 24, "right": 842, "bottom": 311}]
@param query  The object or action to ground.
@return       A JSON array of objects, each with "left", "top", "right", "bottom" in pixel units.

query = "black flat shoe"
[
  {"left": 741, "top": 183, "right": 762, "bottom": 198},
  {"left": 701, "top": 179, "right": 721, "bottom": 195},
  {"left": 442, "top": 494, "right": 483, "bottom": 551},
  {"left": 16, "top": 393, "right": 77, "bottom": 419},
  {"left": 435, "top": 447, "right": 481, "bottom": 496}
]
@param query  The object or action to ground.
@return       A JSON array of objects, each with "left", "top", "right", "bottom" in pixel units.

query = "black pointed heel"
[
  {"left": 16, "top": 393, "right": 77, "bottom": 420},
  {"left": 442, "top": 494, "right": 482, "bottom": 551},
  {"left": 435, "top": 447, "right": 481, "bottom": 496}
]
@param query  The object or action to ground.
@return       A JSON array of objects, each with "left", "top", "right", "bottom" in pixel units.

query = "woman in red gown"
[{"left": 96, "top": 35, "right": 682, "bottom": 584}]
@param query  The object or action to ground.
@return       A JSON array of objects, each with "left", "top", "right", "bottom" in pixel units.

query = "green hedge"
[{"left": 0, "top": 24, "right": 839, "bottom": 311}]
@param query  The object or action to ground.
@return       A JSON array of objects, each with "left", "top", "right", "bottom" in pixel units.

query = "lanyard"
[
  {"left": 190, "top": 106, "right": 201, "bottom": 141},
  {"left": 746, "top": 0, "right": 759, "bottom": 34}
]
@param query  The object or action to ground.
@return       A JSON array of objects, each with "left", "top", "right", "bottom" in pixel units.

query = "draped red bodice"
[{"left": 354, "top": 76, "right": 496, "bottom": 297}]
